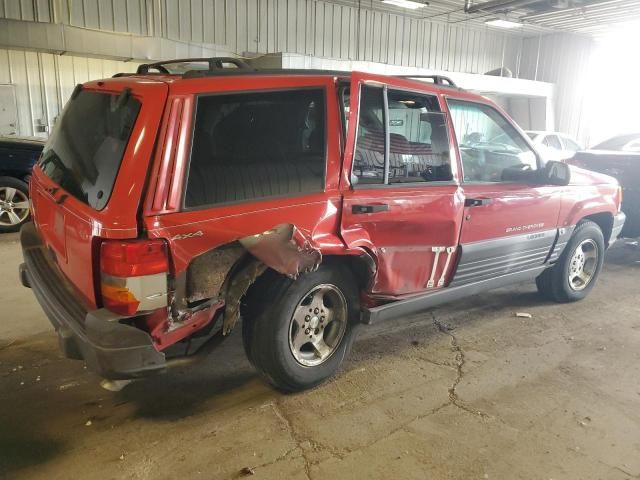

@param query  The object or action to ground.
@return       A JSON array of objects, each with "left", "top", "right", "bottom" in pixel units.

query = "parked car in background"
[
  {"left": 0, "top": 136, "right": 44, "bottom": 232},
  {"left": 591, "top": 133, "right": 640, "bottom": 152},
  {"left": 568, "top": 134, "right": 640, "bottom": 237},
  {"left": 525, "top": 130, "right": 583, "bottom": 162},
  {"left": 19, "top": 60, "right": 624, "bottom": 392}
]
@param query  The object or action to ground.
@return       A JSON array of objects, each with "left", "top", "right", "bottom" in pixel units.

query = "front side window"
[
  {"left": 447, "top": 100, "right": 537, "bottom": 183},
  {"left": 185, "top": 89, "right": 325, "bottom": 208},
  {"left": 352, "top": 86, "right": 452, "bottom": 185}
]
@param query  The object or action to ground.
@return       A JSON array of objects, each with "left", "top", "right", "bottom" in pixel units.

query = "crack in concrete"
[
  {"left": 248, "top": 444, "right": 302, "bottom": 473},
  {"left": 267, "top": 400, "right": 351, "bottom": 478},
  {"left": 432, "top": 312, "right": 490, "bottom": 419},
  {"left": 595, "top": 458, "right": 640, "bottom": 479},
  {"left": 268, "top": 401, "right": 314, "bottom": 480}
]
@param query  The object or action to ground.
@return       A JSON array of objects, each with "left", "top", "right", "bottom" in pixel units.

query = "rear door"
[
  {"left": 340, "top": 73, "right": 464, "bottom": 296},
  {"left": 444, "top": 96, "right": 562, "bottom": 287},
  {"left": 30, "top": 79, "right": 168, "bottom": 307}
]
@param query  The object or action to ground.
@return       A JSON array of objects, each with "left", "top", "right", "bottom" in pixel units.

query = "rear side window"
[
  {"left": 387, "top": 90, "right": 452, "bottom": 184},
  {"left": 561, "top": 137, "right": 581, "bottom": 151},
  {"left": 185, "top": 89, "right": 325, "bottom": 208},
  {"left": 543, "top": 135, "right": 562, "bottom": 150},
  {"left": 352, "top": 86, "right": 452, "bottom": 185},
  {"left": 39, "top": 89, "right": 141, "bottom": 210}
]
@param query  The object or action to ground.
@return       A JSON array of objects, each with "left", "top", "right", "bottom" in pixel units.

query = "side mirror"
[{"left": 542, "top": 160, "right": 571, "bottom": 186}]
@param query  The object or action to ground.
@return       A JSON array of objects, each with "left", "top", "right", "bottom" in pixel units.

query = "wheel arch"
[{"left": 579, "top": 211, "right": 613, "bottom": 246}]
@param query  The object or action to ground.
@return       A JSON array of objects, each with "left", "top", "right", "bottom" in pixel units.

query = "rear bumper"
[
  {"left": 611, "top": 212, "right": 626, "bottom": 245},
  {"left": 19, "top": 222, "right": 166, "bottom": 379}
]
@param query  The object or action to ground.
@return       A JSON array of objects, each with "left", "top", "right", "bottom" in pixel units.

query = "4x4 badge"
[{"left": 171, "top": 231, "right": 204, "bottom": 241}]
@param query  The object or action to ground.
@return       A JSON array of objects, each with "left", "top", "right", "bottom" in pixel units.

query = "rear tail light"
[{"left": 100, "top": 239, "right": 169, "bottom": 316}]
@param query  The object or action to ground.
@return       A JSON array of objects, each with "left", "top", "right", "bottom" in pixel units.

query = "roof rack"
[
  {"left": 112, "top": 57, "right": 460, "bottom": 89},
  {"left": 135, "top": 57, "right": 252, "bottom": 75},
  {"left": 397, "top": 75, "right": 457, "bottom": 88}
]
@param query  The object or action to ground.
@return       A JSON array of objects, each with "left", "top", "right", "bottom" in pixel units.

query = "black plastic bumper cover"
[{"left": 19, "top": 222, "right": 166, "bottom": 379}]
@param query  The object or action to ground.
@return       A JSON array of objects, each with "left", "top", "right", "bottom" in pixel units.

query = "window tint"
[
  {"left": 543, "top": 135, "right": 562, "bottom": 150},
  {"left": 447, "top": 100, "right": 537, "bottom": 183},
  {"left": 185, "top": 89, "right": 325, "bottom": 207},
  {"left": 39, "top": 89, "right": 141, "bottom": 210},
  {"left": 352, "top": 86, "right": 452, "bottom": 185},
  {"left": 387, "top": 91, "right": 452, "bottom": 184},
  {"left": 352, "top": 86, "right": 385, "bottom": 184}
]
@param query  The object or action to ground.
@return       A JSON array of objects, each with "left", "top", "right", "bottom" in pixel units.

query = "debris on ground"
[
  {"left": 35, "top": 376, "right": 41, "bottom": 382},
  {"left": 579, "top": 416, "right": 592, "bottom": 427},
  {"left": 85, "top": 420, "right": 92, "bottom": 427},
  {"left": 119, "top": 453, "right": 126, "bottom": 461},
  {"left": 100, "top": 379, "right": 133, "bottom": 392},
  {"left": 516, "top": 312, "right": 532, "bottom": 319},
  {"left": 240, "top": 466, "right": 255, "bottom": 476},
  {"left": 59, "top": 381, "right": 80, "bottom": 391}
]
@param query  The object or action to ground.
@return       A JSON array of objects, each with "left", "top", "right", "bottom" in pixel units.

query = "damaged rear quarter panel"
[{"left": 146, "top": 196, "right": 348, "bottom": 335}]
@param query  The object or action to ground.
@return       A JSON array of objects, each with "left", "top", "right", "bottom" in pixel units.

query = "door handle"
[
  {"left": 352, "top": 204, "right": 389, "bottom": 214},
  {"left": 464, "top": 198, "right": 493, "bottom": 207}
]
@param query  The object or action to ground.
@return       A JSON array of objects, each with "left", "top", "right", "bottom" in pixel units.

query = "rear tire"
[
  {"left": 0, "top": 177, "right": 30, "bottom": 233},
  {"left": 242, "top": 265, "right": 360, "bottom": 392},
  {"left": 536, "top": 220, "right": 605, "bottom": 302}
]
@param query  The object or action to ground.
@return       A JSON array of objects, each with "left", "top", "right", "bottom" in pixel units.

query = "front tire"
[
  {"left": 242, "top": 265, "right": 360, "bottom": 392},
  {"left": 536, "top": 220, "right": 605, "bottom": 302},
  {"left": 0, "top": 177, "right": 30, "bottom": 233}
]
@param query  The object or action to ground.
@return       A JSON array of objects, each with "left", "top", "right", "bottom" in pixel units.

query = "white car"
[{"left": 525, "top": 131, "right": 583, "bottom": 162}]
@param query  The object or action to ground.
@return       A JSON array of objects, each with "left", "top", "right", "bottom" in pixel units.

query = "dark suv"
[
  {"left": 0, "top": 136, "right": 44, "bottom": 232},
  {"left": 20, "top": 59, "right": 624, "bottom": 391}
]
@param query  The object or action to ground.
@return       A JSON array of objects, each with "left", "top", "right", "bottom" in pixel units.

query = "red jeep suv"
[{"left": 20, "top": 58, "right": 625, "bottom": 391}]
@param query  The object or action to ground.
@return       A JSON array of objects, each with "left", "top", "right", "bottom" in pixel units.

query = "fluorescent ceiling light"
[
  {"left": 382, "top": 0, "right": 427, "bottom": 10},
  {"left": 485, "top": 19, "right": 522, "bottom": 29}
]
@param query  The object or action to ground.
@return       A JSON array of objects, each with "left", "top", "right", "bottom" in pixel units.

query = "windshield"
[{"left": 39, "top": 89, "right": 141, "bottom": 210}]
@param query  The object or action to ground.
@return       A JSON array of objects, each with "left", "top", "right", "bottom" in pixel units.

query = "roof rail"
[
  {"left": 397, "top": 75, "right": 458, "bottom": 88},
  {"left": 135, "top": 57, "right": 251, "bottom": 75}
]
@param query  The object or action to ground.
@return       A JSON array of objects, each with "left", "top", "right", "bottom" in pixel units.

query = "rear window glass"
[
  {"left": 39, "top": 89, "right": 140, "bottom": 210},
  {"left": 185, "top": 89, "right": 325, "bottom": 208}
]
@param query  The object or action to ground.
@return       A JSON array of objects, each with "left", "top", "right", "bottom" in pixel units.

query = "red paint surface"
[{"left": 29, "top": 70, "right": 622, "bottom": 350}]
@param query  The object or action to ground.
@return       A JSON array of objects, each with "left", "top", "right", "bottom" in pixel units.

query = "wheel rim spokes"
[
  {"left": 568, "top": 239, "right": 598, "bottom": 291},
  {"left": 0, "top": 187, "right": 30, "bottom": 227},
  {"left": 289, "top": 284, "right": 348, "bottom": 367}
]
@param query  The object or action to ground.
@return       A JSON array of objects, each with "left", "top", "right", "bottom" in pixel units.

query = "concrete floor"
[{"left": 0, "top": 232, "right": 639, "bottom": 480}]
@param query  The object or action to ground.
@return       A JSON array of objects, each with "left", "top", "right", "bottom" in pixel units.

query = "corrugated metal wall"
[
  {"left": 0, "top": 48, "right": 140, "bottom": 136},
  {"left": 519, "top": 32, "right": 595, "bottom": 142},
  {"left": 0, "top": 0, "right": 52, "bottom": 22},
  {"left": 0, "top": 0, "right": 522, "bottom": 74},
  {"left": 0, "top": 1, "right": 532, "bottom": 137}
]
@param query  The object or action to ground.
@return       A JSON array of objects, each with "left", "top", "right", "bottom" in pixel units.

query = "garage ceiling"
[{"left": 335, "top": 0, "right": 640, "bottom": 36}]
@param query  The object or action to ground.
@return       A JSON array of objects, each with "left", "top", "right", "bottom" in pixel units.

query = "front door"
[
  {"left": 340, "top": 73, "right": 465, "bottom": 297},
  {"left": 444, "top": 97, "right": 562, "bottom": 287}
]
